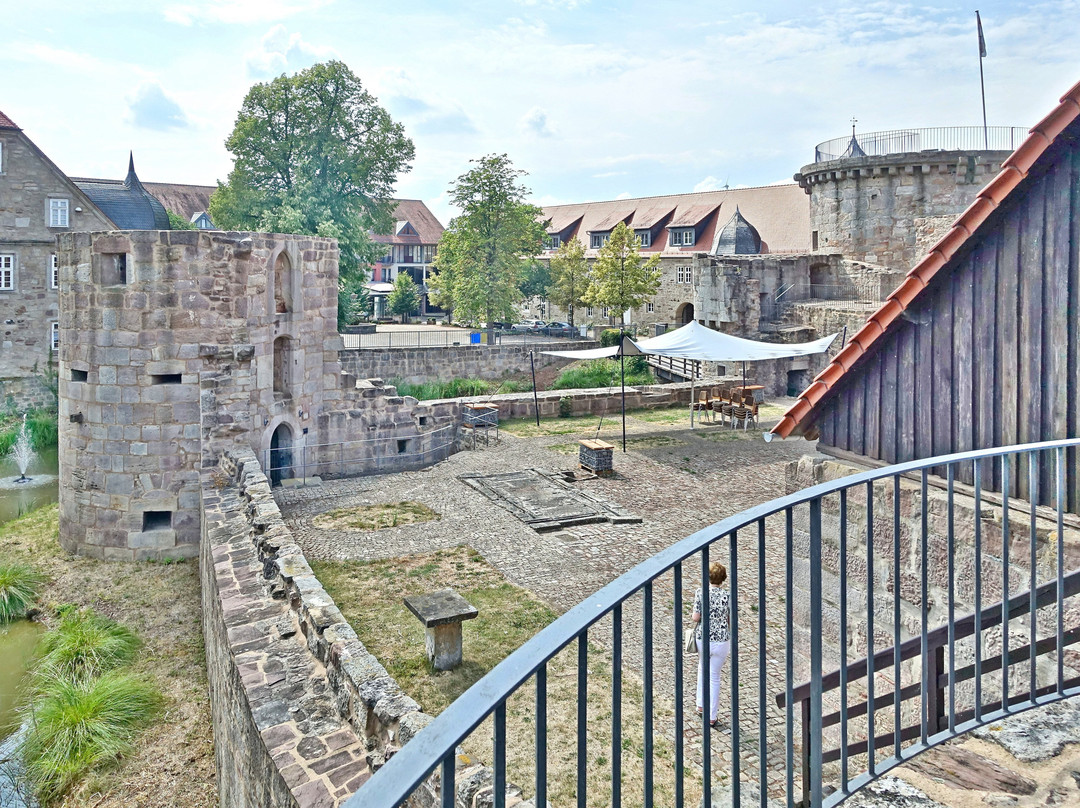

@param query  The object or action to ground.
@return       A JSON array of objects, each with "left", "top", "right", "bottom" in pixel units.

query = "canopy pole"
[
  {"left": 690, "top": 368, "right": 696, "bottom": 430},
  {"left": 530, "top": 351, "right": 540, "bottom": 427},
  {"left": 620, "top": 352, "right": 627, "bottom": 452}
]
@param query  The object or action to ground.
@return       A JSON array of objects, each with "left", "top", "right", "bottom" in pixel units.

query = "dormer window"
[
  {"left": 590, "top": 233, "right": 609, "bottom": 249},
  {"left": 635, "top": 230, "right": 651, "bottom": 248},
  {"left": 395, "top": 221, "right": 417, "bottom": 237},
  {"left": 669, "top": 228, "right": 695, "bottom": 247},
  {"left": 545, "top": 235, "right": 562, "bottom": 250}
]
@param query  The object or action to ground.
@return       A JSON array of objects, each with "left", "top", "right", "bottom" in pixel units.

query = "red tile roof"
[
  {"left": 541, "top": 184, "right": 809, "bottom": 258},
  {"left": 771, "top": 77, "right": 1080, "bottom": 440},
  {"left": 371, "top": 199, "right": 444, "bottom": 245},
  {"left": 0, "top": 109, "right": 18, "bottom": 129}
]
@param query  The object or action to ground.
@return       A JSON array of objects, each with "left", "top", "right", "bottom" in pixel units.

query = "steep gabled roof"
[
  {"left": 72, "top": 153, "right": 171, "bottom": 230},
  {"left": 0, "top": 109, "right": 18, "bottom": 129},
  {"left": 143, "top": 181, "right": 215, "bottom": 220},
  {"left": 771, "top": 77, "right": 1080, "bottom": 440},
  {"left": 371, "top": 199, "right": 444, "bottom": 246}
]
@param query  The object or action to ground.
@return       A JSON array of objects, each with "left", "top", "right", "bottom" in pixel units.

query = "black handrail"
[{"left": 344, "top": 438, "right": 1080, "bottom": 808}]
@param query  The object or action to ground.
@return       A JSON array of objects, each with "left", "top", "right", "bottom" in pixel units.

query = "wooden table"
[{"left": 732, "top": 385, "right": 766, "bottom": 403}]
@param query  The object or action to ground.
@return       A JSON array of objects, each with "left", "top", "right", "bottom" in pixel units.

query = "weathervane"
[{"left": 851, "top": 117, "right": 858, "bottom": 138}]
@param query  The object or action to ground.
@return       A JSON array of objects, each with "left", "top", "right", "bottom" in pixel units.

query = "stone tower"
[
  {"left": 56, "top": 229, "right": 454, "bottom": 559},
  {"left": 794, "top": 128, "right": 1024, "bottom": 271}
]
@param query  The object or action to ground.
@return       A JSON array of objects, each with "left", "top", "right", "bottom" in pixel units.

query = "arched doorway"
[
  {"left": 676, "top": 302, "right": 695, "bottom": 324},
  {"left": 269, "top": 423, "right": 294, "bottom": 487}
]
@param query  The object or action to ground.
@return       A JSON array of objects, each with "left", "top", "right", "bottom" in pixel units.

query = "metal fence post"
[{"left": 808, "top": 497, "right": 823, "bottom": 807}]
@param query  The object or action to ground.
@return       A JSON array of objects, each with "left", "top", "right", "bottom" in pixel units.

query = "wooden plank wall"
[{"left": 814, "top": 133, "right": 1080, "bottom": 509}]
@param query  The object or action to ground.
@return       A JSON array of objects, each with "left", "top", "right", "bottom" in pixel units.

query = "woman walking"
[{"left": 692, "top": 561, "right": 731, "bottom": 728}]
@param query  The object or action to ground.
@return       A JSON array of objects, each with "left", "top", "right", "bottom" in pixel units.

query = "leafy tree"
[
  {"left": 431, "top": 154, "right": 546, "bottom": 341},
  {"left": 548, "top": 237, "right": 590, "bottom": 328},
  {"left": 339, "top": 273, "right": 370, "bottom": 325},
  {"left": 585, "top": 222, "right": 661, "bottom": 332},
  {"left": 388, "top": 273, "right": 421, "bottom": 323},
  {"left": 166, "top": 211, "right": 196, "bottom": 230},
  {"left": 521, "top": 260, "right": 551, "bottom": 318},
  {"left": 208, "top": 60, "right": 415, "bottom": 330}
]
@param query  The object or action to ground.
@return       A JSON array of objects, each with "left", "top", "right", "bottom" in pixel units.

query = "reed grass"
[
  {"left": 0, "top": 561, "right": 44, "bottom": 622},
  {"left": 20, "top": 669, "right": 161, "bottom": 805},
  {"left": 35, "top": 608, "right": 141, "bottom": 682},
  {"left": 388, "top": 378, "right": 529, "bottom": 400},
  {"left": 0, "top": 409, "right": 58, "bottom": 454},
  {"left": 550, "top": 359, "right": 654, "bottom": 390}
]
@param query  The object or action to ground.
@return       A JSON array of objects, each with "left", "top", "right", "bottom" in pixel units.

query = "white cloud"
[
  {"left": 614, "top": 191, "right": 631, "bottom": 200},
  {"left": 520, "top": 107, "right": 555, "bottom": 138},
  {"left": 245, "top": 25, "right": 335, "bottom": 78},
  {"left": 693, "top": 176, "right": 722, "bottom": 193},
  {"left": 164, "top": 0, "right": 333, "bottom": 26},
  {"left": 127, "top": 83, "right": 189, "bottom": 131}
]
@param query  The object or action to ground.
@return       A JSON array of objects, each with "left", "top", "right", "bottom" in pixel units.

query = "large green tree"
[
  {"left": 430, "top": 154, "right": 546, "bottom": 341},
  {"left": 208, "top": 60, "right": 414, "bottom": 329},
  {"left": 585, "top": 222, "right": 661, "bottom": 331},
  {"left": 548, "top": 237, "right": 590, "bottom": 329},
  {"left": 388, "top": 273, "right": 421, "bottom": 323}
]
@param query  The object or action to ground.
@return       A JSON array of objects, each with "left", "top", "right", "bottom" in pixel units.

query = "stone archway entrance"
[
  {"left": 676, "top": 302, "right": 695, "bottom": 324},
  {"left": 269, "top": 423, "right": 294, "bottom": 487}
]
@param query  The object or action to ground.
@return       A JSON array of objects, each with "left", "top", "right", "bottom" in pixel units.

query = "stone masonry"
[
  {"left": 57, "top": 229, "right": 457, "bottom": 559},
  {"left": 0, "top": 121, "right": 112, "bottom": 408}
]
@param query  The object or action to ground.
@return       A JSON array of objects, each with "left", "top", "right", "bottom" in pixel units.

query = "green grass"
[
  {"left": 388, "top": 377, "right": 530, "bottom": 400},
  {"left": 550, "top": 359, "right": 654, "bottom": 390},
  {"left": 0, "top": 561, "right": 44, "bottom": 622},
  {"left": 35, "top": 608, "right": 141, "bottom": 682},
  {"left": 0, "top": 409, "right": 58, "bottom": 454},
  {"left": 20, "top": 669, "right": 161, "bottom": 805},
  {"left": 500, "top": 413, "right": 618, "bottom": 438},
  {"left": 312, "top": 501, "right": 440, "bottom": 531}
]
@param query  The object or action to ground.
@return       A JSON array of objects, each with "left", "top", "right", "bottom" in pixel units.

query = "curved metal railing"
[
  {"left": 813, "top": 126, "right": 1029, "bottom": 163},
  {"left": 345, "top": 439, "right": 1080, "bottom": 808}
]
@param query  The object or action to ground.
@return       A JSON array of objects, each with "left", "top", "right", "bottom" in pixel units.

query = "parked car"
[
  {"left": 510, "top": 320, "right": 546, "bottom": 332},
  {"left": 479, "top": 321, "right": 512, "bottom": 330},
  {"left": 542, "top": 321, "right": 573, "bottom": 337}
]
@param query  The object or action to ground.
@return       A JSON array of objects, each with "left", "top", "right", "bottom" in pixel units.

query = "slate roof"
[
  {"left": 539, "top": 184, "right": 809, "bottom": 257},
  {"left": 371, "top": 199, "right": 444, "bottom": 246},
  {"left": 0, "top": 109, "right": 18, "bottom": 129},
  {"left": 72, "top": 154, "right": 171, "bottom": 230},
  {"left": 712, "top": 207, "right": 762, "bottom": 255},
  {"left": 770, "top": 77, "right": 1080, "bottom": 440}
]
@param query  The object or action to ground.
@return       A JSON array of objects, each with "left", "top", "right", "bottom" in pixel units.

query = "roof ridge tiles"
[
  {"left": 770, "top": 75, "right": 1080, "bottom": 440},
  {"left": 541, "top": 183, "right": 799, "bottom": 209}
]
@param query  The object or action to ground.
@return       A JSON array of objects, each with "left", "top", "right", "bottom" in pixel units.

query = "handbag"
[{"left": 684, "top": 626, "right": 698, "bottom": 654}]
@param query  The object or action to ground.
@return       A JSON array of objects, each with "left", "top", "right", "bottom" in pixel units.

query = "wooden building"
[{"left": 771, "top": 78, "right": 1080, "bottom": 507}]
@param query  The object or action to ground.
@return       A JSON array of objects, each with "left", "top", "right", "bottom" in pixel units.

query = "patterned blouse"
[{"left": 692, "top": 585, "right": 731, "bottom": 643}]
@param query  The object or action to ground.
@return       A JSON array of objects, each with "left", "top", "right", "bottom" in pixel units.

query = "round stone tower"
[{"left": 795, "top": 126, "right": 1025, "bottom": 271}]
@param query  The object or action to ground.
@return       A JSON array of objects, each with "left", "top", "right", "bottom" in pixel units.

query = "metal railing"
[
  {"left": 263, "top": 425, "right": 456, "bottom": 485},
  {"left": 813, "top": 126, "right": 1028, "bottom": 163},
  {"left": 345, "top": 439, "right": 1080, "bottom": 808},
  {"left": 646, "top": 354, "right": 704, "bottom": 382}
]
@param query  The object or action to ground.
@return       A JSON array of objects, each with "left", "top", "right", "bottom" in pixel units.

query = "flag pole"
[{"left": 977, "top": 10, "right": 989, "bottom": 149}]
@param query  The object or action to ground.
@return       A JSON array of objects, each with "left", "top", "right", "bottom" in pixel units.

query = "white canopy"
[{"left": 541, "top": 321, "right": 837, "bottom": 363}]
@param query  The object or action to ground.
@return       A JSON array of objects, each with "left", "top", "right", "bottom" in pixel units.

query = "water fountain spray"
[{"left": 9, "top": 415, "right": 35, "bottom": 484}]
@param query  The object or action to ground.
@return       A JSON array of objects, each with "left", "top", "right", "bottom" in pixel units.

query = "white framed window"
[
  {"left": 586, "top": 306, "right": 594, "bottom": 317},
  {"left": 546, "top": 235, "right": 561, "bottom": 250},
  {"left": 681, "top": 229, "right": 695, "bottom": 245},
  {"left": 602, "top": 307, "right": 609, "bottom": 318},
  {"left": 50, "top": 254, "right": 59, "bottom": 289},
  {"left": 50, "top": 322, "right": 59, "bottom": 352},
  {"left": 49, "top": 198, "right": 69, "bottom": 228},
  {"left": 0, "top": 141, "right": 4, "bottom": 173},
  {"left": 669, "top": 228, "right": 695, "bottom": 246},
  {"left": 646, "top": 301, "right": 654, "bottom": 313},
  {"left": 0, "top": 254, "right": 13, "bottom": 290},
  {"left": 636, "top": 230, "right": 651, "bottom": 248},
  {"left": 676, "top": 265, "right": 693, "bottom": 284},
  {"left": 590, "top": 233, "right": 609, "bottom": 249}
]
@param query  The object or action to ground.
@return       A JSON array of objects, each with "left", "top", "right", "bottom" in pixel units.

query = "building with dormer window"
[{"left": 368, "top": 199, "right": 445, "bottom": 318}]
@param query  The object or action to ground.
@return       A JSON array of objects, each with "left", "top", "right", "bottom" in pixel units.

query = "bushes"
[
  {"left": 551, "top": 359, "right": 654, "bottom": 390},
  {"left": 0, "top": 562, "right": 44, "bottom": 622},
  {"left": 388, "top": 377, "right": 530, "bottom": 400},
  {"left": 19, "top": 608, "right": 158, "bottom": 805},
  {"left": 0, "top": 409, "right": 58, "bottom": 454}
]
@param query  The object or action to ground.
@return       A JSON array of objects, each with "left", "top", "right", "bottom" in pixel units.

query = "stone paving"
[{"left": 277, "top": 404, "right": 813, "bottom": 795}]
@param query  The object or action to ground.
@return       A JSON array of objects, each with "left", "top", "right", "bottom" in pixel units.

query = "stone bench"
[{"left": 403, "top": 589, "right": 478, "bottom": 671}]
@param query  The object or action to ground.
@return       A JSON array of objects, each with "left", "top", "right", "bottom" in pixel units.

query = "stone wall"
[
  {"left": 0, "top": 374, "right": 56, "bottom": 413},
  {"left": 795, "top": 150, "right": 1012, "bottom": 272},
  {"left": 57, "top": 230, "right": 459, "bottom": 559},
  {"left": 201, "top": 445, "right": 528, "bottom": 808},
  {"left": 338, "top": 340, "right": 596, "bottom": 387},
  {"left": 0, "top": 127, "right": 112, "bottom": 384}
]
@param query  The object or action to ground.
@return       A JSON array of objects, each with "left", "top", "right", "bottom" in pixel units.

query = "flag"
[{"left": 976, "top": 10, "right": 987, "bottom": 57}]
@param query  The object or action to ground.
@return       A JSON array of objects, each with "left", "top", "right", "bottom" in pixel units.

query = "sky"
[{"left": 3, "top": 0, "right": 1079, "bottom": 226}]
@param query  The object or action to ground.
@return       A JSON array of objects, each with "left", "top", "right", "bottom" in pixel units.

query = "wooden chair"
[
  {"left": 718, "top": 399, "right": 734, "bottom": 427},
  {"left": 732, "top": 404, "right": 756, "bottom": 430},
  {"left": 691, "top": 390, "right": 712, "bottom": 422}
]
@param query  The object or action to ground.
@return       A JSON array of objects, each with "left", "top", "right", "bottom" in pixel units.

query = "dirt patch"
[
  {"left": 0, "top": 506, "right": 215, "bottom": 808},
  {"left": 312, "top": 501, "right": 439, "bottom": 531}
]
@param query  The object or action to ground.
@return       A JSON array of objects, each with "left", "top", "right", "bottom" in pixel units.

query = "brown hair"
[{"left": 709, "top": 562, "right": 727, "bottom": 586}]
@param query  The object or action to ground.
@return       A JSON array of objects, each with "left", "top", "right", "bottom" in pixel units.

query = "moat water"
[{"left": 0, "top": 447, "right": 59, "bottom": 527}]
